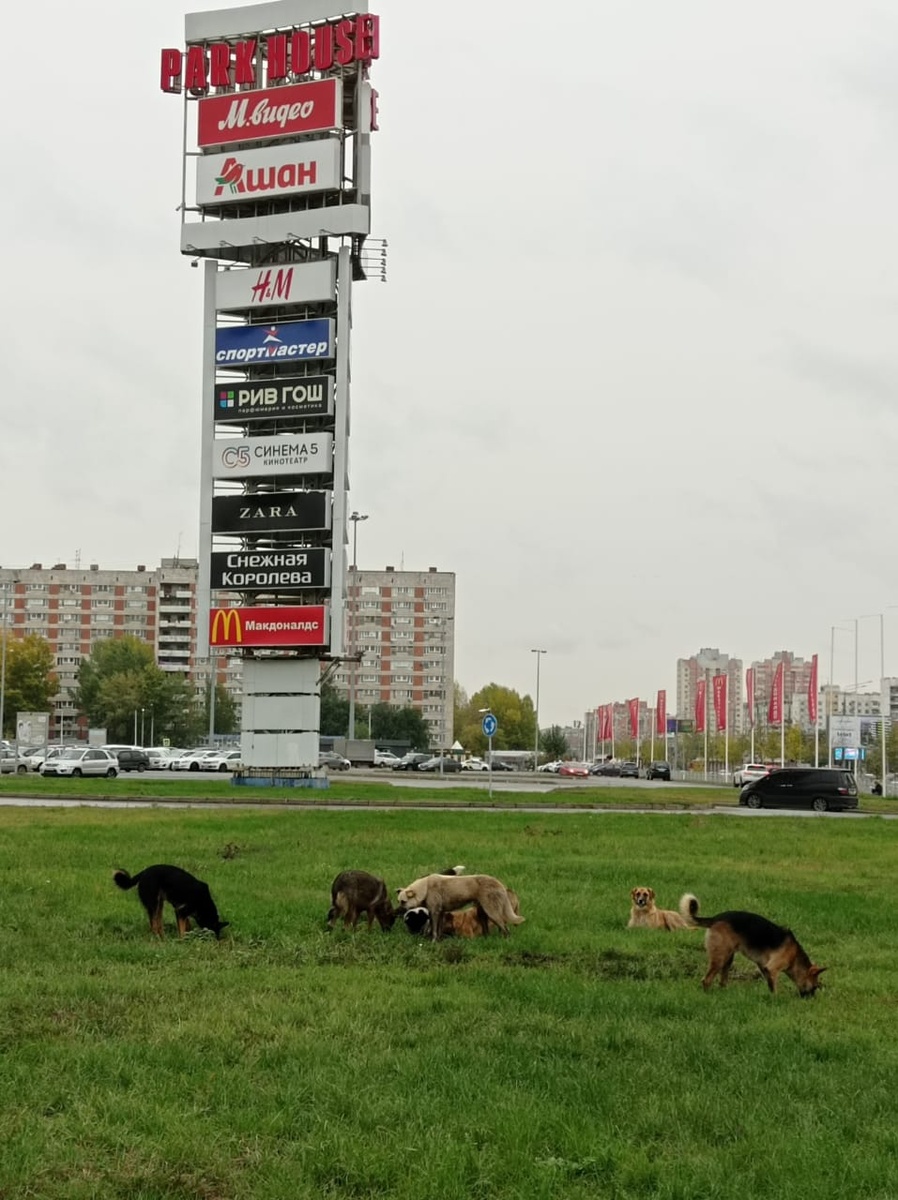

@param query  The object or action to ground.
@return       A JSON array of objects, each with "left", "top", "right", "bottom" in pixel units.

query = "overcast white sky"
[{"left": 2, "top": 0, "right": 898, "bottom": 724}]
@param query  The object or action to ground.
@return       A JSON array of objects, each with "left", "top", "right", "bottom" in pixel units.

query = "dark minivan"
[
  {"left": 115, "top": 748, "right": 151, "bottom": 773},
  {"left": 739, "top": 768, "right": 858, "bottom": 812}
]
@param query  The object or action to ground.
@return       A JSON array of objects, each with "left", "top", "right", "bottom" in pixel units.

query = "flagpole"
[
  {"left": 780, "top": 662, "right": 785, "bottom": 768},
  {"left": 724, "top": 675, "right": 729, "bottom": 781},
  {"left": 650, "top": 709, "right": 655, "bottom": 767},
  {"left": 749, "top": 668, "right": 755, "bottom": 763},
  {"left": 703, "top": 669, "right": 709, "bottom": 781}
]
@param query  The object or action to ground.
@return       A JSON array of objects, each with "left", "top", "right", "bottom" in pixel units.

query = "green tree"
[
  {"left": 368, "top": 703, "right": 431, "bottom": 750},
  {"left": 1, "top": 634, "right": 57, "bottom": 737},
  {"left": 454, "top": 683, "right": 536, "bottom": 754},
  {"left": 540, "top": 725, "right": 568, "bottom": 761},
  {"left": 193, "top": 683, "right": 239, "bottom": 743},
  {"left": 319, "top": 679, "right": 349, "bottom": 737}
]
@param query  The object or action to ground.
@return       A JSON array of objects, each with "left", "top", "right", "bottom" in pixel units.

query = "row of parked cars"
[
  {"left": 1, "top": 743, "right": 243, "bottom": 777},
  {"left": 538, "top": 759, "right": 673, "bottom": 780}
]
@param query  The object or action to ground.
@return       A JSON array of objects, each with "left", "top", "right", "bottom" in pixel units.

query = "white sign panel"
[
  {"left": 197, "top": 138, "right": 340, "bottom": 207},
  {"left": 215, "top": 260, "right": 336, "bottom": 312},
  {"left": 212, "top": 432, "right": 334, "bottom": 480},
  {"left": 829, "top": 715, "right": 861, "bottom": 748},
  {"left": 16, "top": 711, "right": 50, "bottom": 746}
]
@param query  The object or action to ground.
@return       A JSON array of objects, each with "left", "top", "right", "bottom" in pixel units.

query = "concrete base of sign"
[{"left": 232, "top": 768, "right": 329, "bottom": 789}]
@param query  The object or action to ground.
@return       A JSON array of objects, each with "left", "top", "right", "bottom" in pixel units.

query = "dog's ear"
[
  {"left": 630, "top": 888, "right": 638, "bottom": 901},
  {"left": 647, "top": 888, "right": 655, "bottom": 901}
]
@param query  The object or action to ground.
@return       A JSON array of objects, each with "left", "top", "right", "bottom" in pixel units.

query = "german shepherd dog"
[
  {"left": 628, "top": 886, "right": 690, "bottom": 931},
  {"left": 679, "top": 894, "right": 826, "bottom": 996},
  {"left": 113, "top": 865, "right": 229, "bottom": 939},
  {"left": 328, "top": 870, "right": 396, "bottom": 931}
]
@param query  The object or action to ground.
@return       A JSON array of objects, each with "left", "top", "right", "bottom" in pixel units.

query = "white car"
[
  {"left": 26, "top": 746, "right": 71, "bottom": 772},
  {"left": 373, "top": 749, "right": 401, "bottom": 768},
  {"left": 733, "top": 763, "right": 772, "bottom": 788},
  {"left": 146, "top": 746, "right": 178, "bottom": 769},
  {"left": 40, "top": 748, "right": 118, "bottom": 778},
  {"left": 201, "top": 750, "right": 243, "bottom": 773},
  {"left": 170, "top": 749, "right": 216, "bottom": 771},
  {"left": 462, "top": 757, "right": 489, "bottom": 771},
  {"left": 537, "top": 760, "right": 562, "bottom": 773}
]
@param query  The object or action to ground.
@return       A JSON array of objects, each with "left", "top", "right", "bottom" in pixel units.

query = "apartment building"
[
  {"left": 330, "top": 565, "right": 456, "bottom": 749},
  {"left": 0, "top": 559, "right": 241, "bottom": 740},
  {"left": 749, "top": 651, "right": 814, "bottom": 726},
  {"left": 676, "top": 648, "right": 744, "bottom": 734}
]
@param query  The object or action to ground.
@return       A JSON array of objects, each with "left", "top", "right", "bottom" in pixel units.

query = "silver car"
[{"left": 40, "top": 748, "right": 119, "bottom": 778}]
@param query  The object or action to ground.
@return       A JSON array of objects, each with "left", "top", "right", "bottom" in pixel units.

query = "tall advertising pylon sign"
[{"left": 160, "top": 0, "right": 381, "bottom": 777}]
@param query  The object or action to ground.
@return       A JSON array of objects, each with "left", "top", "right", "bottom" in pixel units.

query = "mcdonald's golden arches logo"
[{"left": 210, "top": 608, "right": 243, "bottom": 645}]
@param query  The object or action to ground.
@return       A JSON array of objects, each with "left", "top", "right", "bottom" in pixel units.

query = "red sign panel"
[
  {"left": 197, "top": 79, "right": 341, "bottom": 148},
  {"left": 209, "top": 605, "right": 327, "bottom": 647},
  {"left": 712, "top": 674, "right": 727, "bottom": 732},
  {"left": 808, "top": 653, "right": 818, "bottom": 725},
  {"left": 656, "top": 690, "right": 666, "bottom": 737}
]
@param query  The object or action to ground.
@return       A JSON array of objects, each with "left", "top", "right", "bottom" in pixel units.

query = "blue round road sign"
[{"left": 482, "top": 713, "right": 498, "bottom": 738}]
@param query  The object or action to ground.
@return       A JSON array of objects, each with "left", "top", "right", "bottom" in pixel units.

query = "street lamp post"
[
  {"left": 347, "top": 511, "right": 369, "bottom": 741},
  {"left": 0, "top": 581, "right": 13, "bottom": 745},
  {"left": 531, "top": 649, "right": 546, "bottom": 771}
]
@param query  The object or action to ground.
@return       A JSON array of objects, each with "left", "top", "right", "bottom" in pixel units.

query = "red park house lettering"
[{"left": 160, "top": 14, "right": 380, "bottom": 93}]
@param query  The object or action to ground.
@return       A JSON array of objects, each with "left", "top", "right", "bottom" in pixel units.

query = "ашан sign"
[{"left": 160, "top": 15, "right": 379, "bottom": 93}]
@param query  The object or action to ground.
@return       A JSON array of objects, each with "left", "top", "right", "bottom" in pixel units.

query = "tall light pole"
[
  {"left": 347, "top": 511, "right": 369, "bottom": 740},
  {"left": 0, "top": 580, "right": 14, "bottom": 745},
  {"left": 531, "top": 649, "right": 546, "bottom": 771}
]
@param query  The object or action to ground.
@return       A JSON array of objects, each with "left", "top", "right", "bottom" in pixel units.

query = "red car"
[{"left": 558, "top": 762, "right": 590, "bottom": 778}]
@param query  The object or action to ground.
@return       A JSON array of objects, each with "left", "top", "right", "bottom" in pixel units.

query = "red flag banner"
[
  {"left": 656, "top": 690, "right": 667, "bottom": 736},
  {"left": 628, "top": 697, "right": 639, "bottom": 739},
  {"left": 603, "top": 705, "right": 613, "bottom": 741},
  {"left": 746, "top": 668, "right": 755, "bottom": 728},
  {"left": 712, "top": 674, "right": 728, "bottom": 732},
  {"left": 808, "top": 654, "right": 818, "bottom": 725},
  {"left": 768, "top": 661, "right": 784, "bottom": 725},
  {"left": 695, "top": 680, "right": 706, "bottom": 733}
]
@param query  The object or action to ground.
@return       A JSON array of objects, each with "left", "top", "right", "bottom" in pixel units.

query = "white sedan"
[
  {"left": 40, "top": 748, "right": 118, "bottom": 778},
  {"left": 733, "top": 763, "right": 772, "bottom": 788}
]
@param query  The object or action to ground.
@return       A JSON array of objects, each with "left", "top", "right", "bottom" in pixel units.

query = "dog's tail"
[
  {"left": 679, "top": 893, "right": 714, "bottom": 927},
  {"left": 440, "top": 864, "right": 466, "bottom": 876},
  {"left": 113, "top": 868, "right": 138, "bottom": 890}
]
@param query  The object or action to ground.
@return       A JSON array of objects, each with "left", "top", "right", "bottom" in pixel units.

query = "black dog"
[
  {"left": 402, "top": 906, "right": 433, "bottom": 937},
  {"left": 113, "top": 865, "right": 228, "bottom": 939}
]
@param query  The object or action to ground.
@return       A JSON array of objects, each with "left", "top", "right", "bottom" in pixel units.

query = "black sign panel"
[
  {"left": 210, "top": 548, "right": 330, "bottom": 591},
  {"left": 213, "top": 375, "right": 333, "bottom": 422},
  {"left": 212, "top": 490, "right": 331, "bottom": 535}
]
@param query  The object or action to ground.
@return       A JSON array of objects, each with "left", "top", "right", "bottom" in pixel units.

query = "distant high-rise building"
[
  {"left": 329, "top": 565, "right": 455, "bottom": 748},
  {"left": 676, "top": 648, "right": 744, "bottom": 733}
]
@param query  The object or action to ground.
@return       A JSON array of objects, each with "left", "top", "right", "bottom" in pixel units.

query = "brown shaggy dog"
[
  {"left": 628, "top": 886, "right": 690, "bottom": 930},
  {"left": 679, "top": 893, "right": 826, "bottom": 996},
  {"left": 328, "top": 870, "right": 396, "bottom": 931},
  {"left": 442, "top": 889, "right": 521, "bottom": 939},
  {"left": 396, "top": 874, "right": 523, "bottom": 941}
]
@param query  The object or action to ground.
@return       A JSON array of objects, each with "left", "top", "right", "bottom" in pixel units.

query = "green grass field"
[{"left": 1, "top": 804, "right": 897, "bottom": 1199}]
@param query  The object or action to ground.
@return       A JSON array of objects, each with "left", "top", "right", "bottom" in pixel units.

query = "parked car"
[
  {"left": 462, "top": 757, "right": 489, "bottom": 772},
  {"left": 319, "top": 751, "right": 351, "bottom": 771},
  {"left": 619, "top": 762, "right": 640, "bottom": 779},
  {"left": 392, "top": 752, "right": 431, "bottom": 771},
  {"left": 202, "top": 749, "right": 243, "bottom": 773},
  {"left": 488, "top": 759, "right": 515, "bottom": 772},
  {"left": 170, "top": 749, "right": 216, "bottom": 772},
  {"left": 739, "top": 768, "right": 858, "bottom": 812},
  {"left": 591, "top": 761, "right": 621, "bottom": 777},
  {"left": 558, "top": 762, "right": 590, "bottom": 778},
  {"left": 26, "top": 746, "right": 72, "bottom": 772},
  {"left": 146, "top": 746, "right": 179, "bottom": 769},
  {"left": 113, "top": 748, "right": 151, "bottom": 773},
  {"left": 40, "top": 748, "right": 118, "bottom": 778},
  {"left": 373, "top": 749, "right": 402, "bottom": 768},
  {"left": 537, "top": 760, "right": 562, "bottom": 773},
  {"left": 644, "top": 761, "right": 672, "bottom": 781},
  {"left": 732, "top": 763, "right": 772, "bottom": 788},
  {"left": 418, "top": 756, "right": 463, "bottom": 773},
  {"left": 0, "top": 749, "right": 28, "bottom": 775}
]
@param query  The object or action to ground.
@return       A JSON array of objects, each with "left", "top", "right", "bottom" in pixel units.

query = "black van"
[
  {"left": 114, "top": 748, "right": 151, "bottom": 773},
  {"left": 739, "top": 768, "right": 858, "bottom": 812}
]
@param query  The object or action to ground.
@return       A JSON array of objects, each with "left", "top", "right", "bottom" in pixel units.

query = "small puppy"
[
  {"left": 628, "top": 886, "right": 690, "bottom": 931},
  {"left": 113, "top": 864, "right": 228, "bottom": 939},
  {"left": 679, "top": 893, "right": 826, "bottom": 996},
  {"left": 442, "top": 888, "right": 521, "bottom": 939}
]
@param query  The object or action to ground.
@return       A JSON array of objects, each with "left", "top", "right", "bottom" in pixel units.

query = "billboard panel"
[
  {"left": 197, "top": 79, "right": 342, "bottom": 148},
  {"left": 212, "top": 432, "right": 333, "bottom": 479},
  {"left": 210, "top": 548, "right": 330, "bottom": 591},
  {"left": 214, "top": 375, "right": 333, "bottom": 422},
  {"left": 829, "top": 715, "right": 861, "bottom": 748},
  {"left": 209, "top": 604, "right": 328, "bottom": 648},
  {"left": 215, "top": 260, "right": 336, "bottom": 312},
  {"left": 215, "top": 319, "right": 334, "bottom": 365},
  {"left": 212, "top": 490, "right": 331, "bottom": 535},
  {"left": 198, "top": 139, "right": 340, "bottom": 207}
]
